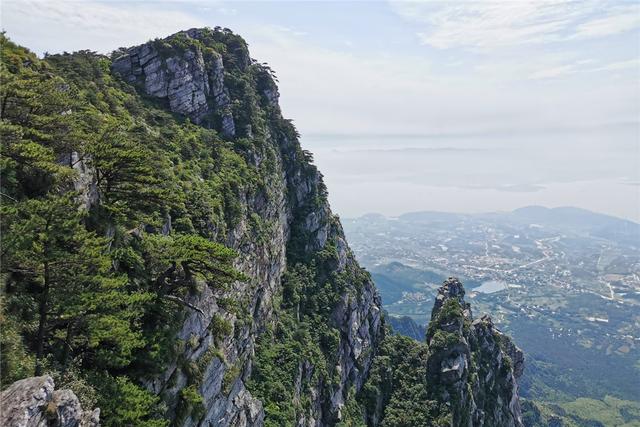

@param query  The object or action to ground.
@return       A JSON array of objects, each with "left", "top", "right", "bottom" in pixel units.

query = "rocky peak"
[
  {"left": 0, "top": 376, "right": 100, "bottom": 427},
  {"left": 108, "top": 29, "right": 382, "bottom": 427},
  {"left": 431, "top": 276, "right": 472, "bottom": 321},
  {"left": 426, "top": 278, "right": 524, "bottom": 427},
  {"left": 111, "top": 28, "right": 238, "bottom": 137}
]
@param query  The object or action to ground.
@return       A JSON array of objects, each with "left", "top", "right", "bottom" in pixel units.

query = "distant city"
[{"left": 343, "top": 206, "right": 640, "bottom": 402}]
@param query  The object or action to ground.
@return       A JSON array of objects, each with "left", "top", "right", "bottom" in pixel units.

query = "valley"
[{"left": 343, "top": 207, "right": 640, "bottom": 404}]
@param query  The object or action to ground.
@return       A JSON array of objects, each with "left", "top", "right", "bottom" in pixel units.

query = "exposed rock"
[
  {"left": 105, "top": 28, "right": 520, "bottom": 427},
  {"left": 115, "top": 29, "right": 382, "bottom": 427},
  {"left": 57, "top": 151, "right": 99, "bottom": 210},
  {"left": 426, "top": 278, "right": 524, "bottom": 427},
  {"left": 387, "top": 314, "right": 426, "bottom": 341},
  {"left": 111, "top": 29, "right": 236, "bottom": 137},
  {"left": 441, "top": 352, "right": 467, "bottom": 383},
  {"left": 431, "top": 276, "right": 472, "bottom": 321},
  {"left": 0, "top": 376, "right": 99, "bottom": 427}
]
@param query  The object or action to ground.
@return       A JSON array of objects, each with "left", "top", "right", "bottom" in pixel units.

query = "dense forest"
[{"left": 0, "top": 31, "right": 262, "bottom": 425}]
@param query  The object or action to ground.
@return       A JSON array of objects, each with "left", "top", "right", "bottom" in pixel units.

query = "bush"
[{"left": 209, "top": 314, "right": 233, "bottom": 342}]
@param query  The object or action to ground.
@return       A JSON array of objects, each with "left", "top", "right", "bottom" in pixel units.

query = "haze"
[{"left": 4, "top": 0, "right": 639, "bottom": 221}]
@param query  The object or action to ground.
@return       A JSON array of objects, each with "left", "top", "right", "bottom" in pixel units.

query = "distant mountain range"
[{"left": 371, "top": 206, "right": 639, "bottom": 248}]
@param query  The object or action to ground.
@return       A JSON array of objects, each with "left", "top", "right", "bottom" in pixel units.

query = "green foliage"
[
  {"left": 86, "top": 120, "right": 175, "bottom": 224},
  {"left": 2, "top": 194, "right": 149, "bottom": 372},
  {"left": 359, "top": 331, "right": 450, "bottom": 426},
  {"left": 95, "top": 375, "right": 168, "bottom": 427},
  {"left": 428, "top": 330, "right": 464, "bottom": 353},
  {"left": 221, "top": 361, "right": 242, "bottom": 395},
  {"left": 176, "top": 384, "right": 205, "bottom": 423},
  {"left": 0, "top": 297, "right": 35, "bottom": 386},
  {"left": 248, "top": 260, "right": 352, "bottom": 425},
  {"left": 0, "top": 34, "right": 254, "bottom": 426},
  {"left": 216, "top": 296, "right": 241, "bottom": 315},
  {"left": 426, "top": 298, "right": 463, "bottom": 341},
  {"left": 141, "top": 232, "right": 242, "bottom": 292},
  {"left": 209, "top": 314, "right": 233, "bottom": 343}
]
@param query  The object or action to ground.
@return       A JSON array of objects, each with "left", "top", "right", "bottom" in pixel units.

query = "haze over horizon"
[
  {"left": 4, "top": 0, "right": 639, "bottom": 221},
  {"left": 342, "top": 205, "right": 640, "bottom": 224}
]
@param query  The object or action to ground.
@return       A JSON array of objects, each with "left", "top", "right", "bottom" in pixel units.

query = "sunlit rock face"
[
  {"left": 112, "top": 29, "right": 236, "bottom": 137},
  {"left": 111, "top": 28, "right": 383, "bottom": 426}
]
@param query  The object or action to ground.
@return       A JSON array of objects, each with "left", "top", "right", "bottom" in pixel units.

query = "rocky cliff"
[
  {"left": 387, "top": 314, "right": 426, "bottom": 341},
  {"left": 112, "top": 28, "right": 237, "bottom": 137},
  {"left": 360, "top": 278, "right": 524, "bottom": 426},
  {"left": 425, "top": 278, "right": 524, "bottom": 427},
  {"left": 110, "top": 28, "right": 382, "bottom": 426}
]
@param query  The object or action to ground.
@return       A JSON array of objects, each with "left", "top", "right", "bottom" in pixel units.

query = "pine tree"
[{"left": 1, "top": 194, "right": 148, "bottom": 373}]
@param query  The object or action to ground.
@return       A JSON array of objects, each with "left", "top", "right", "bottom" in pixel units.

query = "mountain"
[
  {"left": 386, "top": 314, "right": 426, "bottom": 341},
  {"left": 0, "top": 29, "right": 524, "bottom": 426},
  {"left": 511, "top": 206, "right": 640, "bottom": 247}
]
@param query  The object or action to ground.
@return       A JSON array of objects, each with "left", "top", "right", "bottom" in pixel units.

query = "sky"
[{"left": 2, "top": 0, "right": 639, "bottom": 221}]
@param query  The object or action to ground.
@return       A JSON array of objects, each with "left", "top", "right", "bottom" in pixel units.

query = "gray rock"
[
  {"left": 109, "top": 28, "right": 382, "bottom": 427},
  {"left": 431, "top": 276, "right": 473, "bottom": 321},
  {"left": 0, "top": 376, "right": 99, "bottom": 427},
  {"left": 426, "top": 279, "right": 524, "bottom": 427},
  {"left": 111, "top": 30, "right": 236, "bottom": 137},
  {"left": 441, "top": 352, "right": 467, "bottom": 383}
]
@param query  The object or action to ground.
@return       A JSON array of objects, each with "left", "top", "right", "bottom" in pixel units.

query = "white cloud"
[
  {"left": 591, "top": 58, "right": 640, "bottom": 72},
  {"left": 529, "top": 57, "right": 640, "bottom": 79},
  {"left": 243, "top": 22, "right": 638, "bottom": 138},
  {"left": 2, "top": 0, "right": 206, "bottom": 54},
  {"left": 529, "top": 64, "right": 576, "bottom": 79},
  {"left": 391, "top": 0, "right": 640, "bottom": 51},
  {"left": 572, "top": 8, "right": 640, "bottom": 38},
  {"left": 1, "top": 1, "right": 637, "bottom": 219}
]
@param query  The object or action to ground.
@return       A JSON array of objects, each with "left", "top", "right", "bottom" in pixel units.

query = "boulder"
[{"left": 0, "top": 376, "right": 99, "bottom": 427}]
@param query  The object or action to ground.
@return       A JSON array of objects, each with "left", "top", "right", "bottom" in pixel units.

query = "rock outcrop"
[
  {"left": 426, "top": 278, "right": 524, "bottom": 427},
  {"left": 112, "top": 28, "right": 236, "bottom": 137},
  {"left": 0, "top": 376, "right": 99, "bottom": 427}
]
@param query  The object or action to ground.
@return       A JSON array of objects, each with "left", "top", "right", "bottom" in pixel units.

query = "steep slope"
[
  {"left": 1, "top": 28, "right": 523, "bottom": 427},
  {"left": 387, "top": 314, "right": 426, "bottom": 341},
  {"left": 107, "top": 28, "right": 383, "bottom": 426},
  {"left": 1, "top": 28, "right": 381, "bottom": 426}
]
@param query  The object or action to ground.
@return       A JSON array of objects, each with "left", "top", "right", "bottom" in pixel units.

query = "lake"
[{"left": 473, "top": 280, "right": 508, "bottom": 294}]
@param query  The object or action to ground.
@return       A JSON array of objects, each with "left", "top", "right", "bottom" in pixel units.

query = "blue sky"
[{"left": 3, "top": 1, "right": 640, "bottom": 220}]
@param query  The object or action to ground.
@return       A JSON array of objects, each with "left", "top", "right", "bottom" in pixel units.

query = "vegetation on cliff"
[
  {"left": 0, "top": 33, "right": 256, "bottom": 426},
  {"left": 1, "top": 28, "right": 530, "bottom": 427}
]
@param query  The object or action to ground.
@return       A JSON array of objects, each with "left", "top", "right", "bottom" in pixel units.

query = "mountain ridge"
[{"left": 350, "top": 206, "right": 639, "bottom": 226}]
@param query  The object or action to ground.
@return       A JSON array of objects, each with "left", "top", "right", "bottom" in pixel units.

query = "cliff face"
[
  {"left": 112, "top": 28, "right": 236, "bottom": 137},
  {"left": 360, "top": 278, "right": 524, "bottom": 427},
  {"left": 387, "top": 314, "right": 426, "bottom": 341},
  {"left": 111, "top": 28, "right": 382, "bottom": 426}
]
